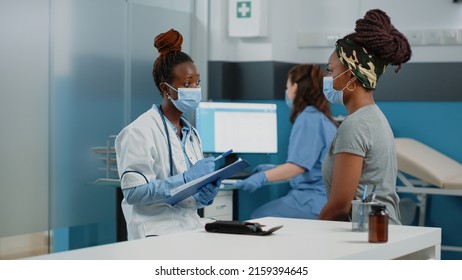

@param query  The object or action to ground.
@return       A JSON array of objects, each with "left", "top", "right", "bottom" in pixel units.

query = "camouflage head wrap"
[{"left": 335, "top": 38, "right": 388, "bottom": 90}]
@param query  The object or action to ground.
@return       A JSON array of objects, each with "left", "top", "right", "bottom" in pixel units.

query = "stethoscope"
[
  {"left": 157, "top": 104, "right": 200, "bottom": 177},
  {"left": 120, "top": 105, "right": 200, "bottom": 184},
  {"left": 158, "top": 105, "right": 175, "bottom": 177}
]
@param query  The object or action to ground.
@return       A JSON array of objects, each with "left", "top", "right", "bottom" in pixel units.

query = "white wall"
[{"left": 209, "top": 0, "right": 462, "bottom": 63}]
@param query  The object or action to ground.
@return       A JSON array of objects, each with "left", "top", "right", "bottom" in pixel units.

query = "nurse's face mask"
[
  {"left": 285, "top": 89, "right": 293, "bottom": 110},
  {"left": 164, "top": 82, "right": 202, "bottom": 113}
]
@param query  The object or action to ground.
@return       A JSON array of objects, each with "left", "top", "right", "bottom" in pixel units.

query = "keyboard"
[
  {"left": 227, "top": 171, "right": 251, "bottom": 179},
  {"left": 221, "top": 179, "right": 239, "bottom": 185}
]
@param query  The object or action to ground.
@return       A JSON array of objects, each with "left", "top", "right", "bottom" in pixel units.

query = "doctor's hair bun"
[
  {"left": 152, "top": 29, "right": 193, "bottom": 94},
  {"left": 353, "top": 9, "right": 412, "bottom": 71},
  {"left": 154, "top": 28, "right": 183, "bottom": 55}
]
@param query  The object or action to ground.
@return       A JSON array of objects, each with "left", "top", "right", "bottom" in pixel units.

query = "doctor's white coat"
[{"left": 115, "top": 106, "right": 204, "bottom": 239}]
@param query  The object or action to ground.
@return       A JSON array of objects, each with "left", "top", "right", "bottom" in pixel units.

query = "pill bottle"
[{"left": 368, "top": 203, "right": 388, "bottom": 243}]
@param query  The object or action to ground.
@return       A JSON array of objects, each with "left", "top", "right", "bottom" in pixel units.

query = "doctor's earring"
[{"left": 346, "top": 81, "right": 356, "bottom": 91}]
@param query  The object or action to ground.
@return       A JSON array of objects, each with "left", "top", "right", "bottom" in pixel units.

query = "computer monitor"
[{"left": 195, "top": 102, "right": 278, "bottom": 154}]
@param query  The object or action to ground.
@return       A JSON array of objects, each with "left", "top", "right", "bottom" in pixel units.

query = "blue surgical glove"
[
  {"left": 183, "top": 157, "right": 215, "bottom": 183},
  {"left": 234, "top": 172, "right": 267, "bottom": 193},
  {"left": 253, "top": 164, "right": 276, "bottom": 173},
  {"left": 194, "top": 181, "right": 221, "bottom": 206}
]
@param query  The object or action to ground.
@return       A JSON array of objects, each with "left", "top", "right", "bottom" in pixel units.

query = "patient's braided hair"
[
  {"left": 153, "top": 29, "right": 193, "bottom": 95},
  {"left": 348, "top": 9, "right": 412, "bottom": 73}
]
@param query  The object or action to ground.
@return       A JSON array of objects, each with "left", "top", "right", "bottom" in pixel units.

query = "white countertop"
[{"left": 29, "top": 217, "right": 441, "bottom": 260}]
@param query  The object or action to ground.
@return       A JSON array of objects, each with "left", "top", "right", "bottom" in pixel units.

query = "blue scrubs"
[{"left": 251, "top": 106, "right": 337, "bottom": 219}]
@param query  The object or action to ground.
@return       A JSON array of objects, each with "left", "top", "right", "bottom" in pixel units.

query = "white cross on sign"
[{"left": 237, "top": 1, "right": 251, "bottom": 18}]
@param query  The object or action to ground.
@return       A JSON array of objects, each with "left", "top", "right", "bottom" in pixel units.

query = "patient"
[
  {"left": 319, "top": 9, "right": 412, "bottom": 224},
  {"left": 235, "top": 64, "right": 337, "bottom": 219}
]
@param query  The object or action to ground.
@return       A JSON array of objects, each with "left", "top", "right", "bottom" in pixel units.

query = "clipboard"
[{"left": 164, "top": 157, "right": 250, "bottom": 205}]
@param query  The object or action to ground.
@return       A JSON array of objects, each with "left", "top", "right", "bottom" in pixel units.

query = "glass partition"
[
  {"left": 0, "top": 0, "right": 196, "bottom": 258},
  {"left": 0, "top": 0, "right": 50, "bottom": 259}
]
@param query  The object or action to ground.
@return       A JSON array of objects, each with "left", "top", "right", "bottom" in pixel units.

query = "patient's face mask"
[
  {"left": 164, "top": 83, "right": 202, "bottom": 113},
  {"left": 285, "top": 89, "right": 293, "bottom": 110},
  {"left": 323, "top": 69, "right": 350, "bottom": 105}
]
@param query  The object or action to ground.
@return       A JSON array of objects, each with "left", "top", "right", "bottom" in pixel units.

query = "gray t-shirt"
[{"left": 322, "top": 104, "right": 401, "bottom": 224}]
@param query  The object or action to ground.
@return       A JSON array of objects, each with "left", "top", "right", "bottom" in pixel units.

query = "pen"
[
  {"left": 365, "top": 185, "right": 377, "bottom": 202},
  {"left": 371, "top": 187, "right": 377, "bottom": 202},
  {"left": 358, "top": 184, "right": 368, "bottom": 231},
  {"left": 214, "top": 149, "right": 233, "bottom": 161},
  {"left": 361, "top": 184, "right": 368, "bottom": 202}
]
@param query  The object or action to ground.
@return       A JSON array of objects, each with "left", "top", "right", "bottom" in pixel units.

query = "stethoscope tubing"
[
  {"left": 158, "top": 105, "right": 175, "bottom": 177},
  {"left": 158, "top": 105, "right": 200, "bottom": 177}
]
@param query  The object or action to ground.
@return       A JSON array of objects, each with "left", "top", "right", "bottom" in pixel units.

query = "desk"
[
  {"left": 92, "top": 179, "right": 127, "bottom": 241},
  {"left": 93, "top": 179, "right": 238, "bottom": 241},
  {"left": 29, "top": 217, "right": 441, "bottom": 260}
]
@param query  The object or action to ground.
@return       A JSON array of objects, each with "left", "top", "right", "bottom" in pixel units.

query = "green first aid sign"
[{"left": 236, "top": 1, "right": 251, "bottom": 18}]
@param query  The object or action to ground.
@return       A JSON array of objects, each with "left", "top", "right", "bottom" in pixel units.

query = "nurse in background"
[
  {"left": 115, "top": 29, "right": 220, "bottom": 239},
  {"left": 235, "top": 64, "right": 337, "bottom": 219}
]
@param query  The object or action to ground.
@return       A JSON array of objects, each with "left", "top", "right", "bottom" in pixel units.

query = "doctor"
[{"left": 115, "top": 29, "right": 220, "bottom": 239}]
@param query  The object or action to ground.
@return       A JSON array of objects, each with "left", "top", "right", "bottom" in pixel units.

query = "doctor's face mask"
[{"left": 164, "top": 82, "right": 202, "bottom": 113}]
